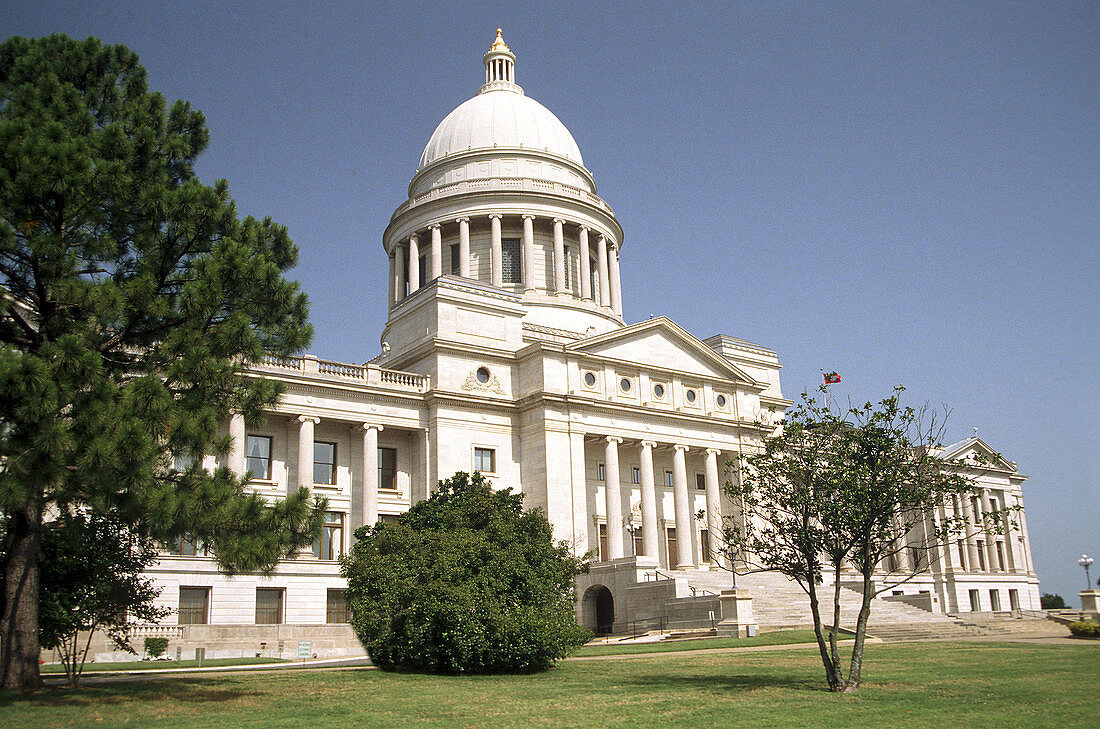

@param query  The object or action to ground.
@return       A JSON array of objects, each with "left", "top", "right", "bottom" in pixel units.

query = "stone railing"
[
  {"left": 253, "top": 355, "right": 429, "bottom": 393},
  {"left": 127, "top": 624, "right": 186, "bottom": 639}
]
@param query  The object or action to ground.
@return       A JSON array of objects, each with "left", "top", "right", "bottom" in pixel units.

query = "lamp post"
[{"left": 1079, "top": 554, "right": 1094, "bottom": 591}]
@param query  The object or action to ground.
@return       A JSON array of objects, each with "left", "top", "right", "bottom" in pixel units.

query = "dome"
[{"left": 418, "top": 90, "right": 584, "bottom": 171}]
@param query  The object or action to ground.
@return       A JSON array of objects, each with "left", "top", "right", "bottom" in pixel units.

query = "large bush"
[
  {"left": 343, "top": 472, "right": 591, "bottom": 673},
  {"left": 1067, "top": 621, "right": 1100, "bottom": 638}
]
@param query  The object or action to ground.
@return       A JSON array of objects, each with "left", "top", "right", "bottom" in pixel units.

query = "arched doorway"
[{"left": 583, "top": 585, "right": 615, "bottom": 635}]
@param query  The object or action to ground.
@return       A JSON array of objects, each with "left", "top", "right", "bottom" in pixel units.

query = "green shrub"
[
  {"left": 343, "top": 471, "right": 591, "bottom": 673},
  {"left": 1067, "top": 621, "right": 1100, "bottom": 638},
  {"left": 144, "top": 636, "right": 170, "bottom": 658}
]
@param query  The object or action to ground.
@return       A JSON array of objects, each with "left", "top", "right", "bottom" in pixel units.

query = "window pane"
[
  {"left": 313, "top": 512, "right": 343, "bottom": 560},
  {"left": 563, "top": 245, "right": 571, "bottom": 288},
  {"left": 665, "top": 471, "right": 673, "bottom": 487},
  {"left": 256, "top": 588, "right": 283, "bottom": 624},
  {"left": 696, "top": 473, "right": 706, "bottom": 490},
  {"left": 378, "top": 448, "right": 397, "bottom": 490},
  {"left": 450, "top": 244, "right": 460, "bottom": 274},
  {"left": 327, "top": 589, "right": 349, "bottom": 623},
  {"left": 246, "top": 435, "right": 271, "bottom": 479},
  {"left": 314, "top": 442, "right": 336, "bottom": 485},
  {"left": 474, "top": 448, "right": 494, "bottom": 473},
  {"left": 502, "top": 239, "right": 521, "bottom": 284},
  {"left": 179, "top": 587, "right": 209, "bottom": 625}
]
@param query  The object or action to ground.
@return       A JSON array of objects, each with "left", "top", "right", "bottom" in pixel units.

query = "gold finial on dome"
[{"left": 489, "top": 28, "right": 510, "bottom": 53}]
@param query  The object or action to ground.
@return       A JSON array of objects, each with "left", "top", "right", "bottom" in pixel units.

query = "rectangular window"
[
  {"left": 314, "top": 442, "right": 336, "bottom": 485},
  {"left": 1009, "top": 589, "right": 1020, "bottom": 611},
  {"left": 664, "top": 471, "right": 674, "bottom": 488},
  {"left": 957, "top": 541, "right": 968, "bottom": 570},
  {"left": 597, "top": 463, "right": 605, "bottom": 482},
  {"left": 696, "top": 473, "right": 706, "bottom": 491},
  {"left": 910, "top": 547, "right": 923, "bottom": 570},
  {"left": 666, "top": 527, "right": 678, "bottom": 569},
  {"left": 312, "top": 511, "right": 344, "bottom": 561},
  {"left": 502, "top": 238, "right": 521, "bottom": 284},
  {"left": 995, "top": 541, "right": 1006, "bottom": 570},
  {"left": 633, "top": 531, "right": 644, "bottom": 558},
  {"left": 168, "top": 534, "right": 207, "bottom": 557},
  {"left": 989, "top": 590, "right": 1001, "bottom": 611},
  {"left": 245, "top": 435, "right": 272, "bottom": 480},
  {"left": 173, "top": 453, "right": 197, "bottom": 471},
  {"left": 976, "top": 540, "right": 987, "bottom": 571},
  {"left": 380, "top": 513, "right": 399, "bottom": 525},
  {"left": 474, "top": 447, "right": 496, "bottom": 473},
  {"left": 255, "top": 588, "right": 284, "bottom": 625},
  {"left": 968, "top": 589, "right": 981, "bottom": 611},
  {"left": 590, "top": 258, "right": 599, "bottom": 297},
  {"left": 450, "top": 243, "right": 461, "bottom": 274},
  {"left": 418, "top": 254, "right": 427, "bottom": 287},
  {"left": 631, "top": 466, "right": 640, "bottom": 485},
  {"left": 326, "top": 589, "right": 350, "bottom": 624},
  {"left": 887, "top": 552, "right": 899, "bottom": 572},
  {"left": 563, "top": 245, "right": 571, "bottom": 288},
  {"left": 700, "top": 528, "right": 711, "bottom": 563},
  {"left": 178, "top": 587, "right": 210, "bottom": 625},
  {"left": 378, "top": 447, "right": 397, "bottom": 491},
  {"left": 598, "top": 523, "right": 608, "bottom": 562}
]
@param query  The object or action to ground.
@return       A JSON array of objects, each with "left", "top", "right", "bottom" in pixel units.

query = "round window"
[
  {"left": 716, "top": 394, "right": 727, "bottom": 408},
  {"left": 584, "top": 372, "right": 596, "bottom": 387},
  {"left": 620, "top": 377, "right": 631, "bottom": 393},
  {"left": 686, "top": 389, "right": 696, "bottom": 403},
  {"left": 653, "top": 383, "right": 664, "bottom": 398},
  {"left": 476, "top": 367, "right": 490, "bottom": 384}
]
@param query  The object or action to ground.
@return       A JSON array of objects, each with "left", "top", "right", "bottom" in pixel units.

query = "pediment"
[
  {"left": 939, "top": 437, "right": 1016, "bottom": 472},
  {"left": 565, "top": 318, "right": 761, "bottom": 385}
]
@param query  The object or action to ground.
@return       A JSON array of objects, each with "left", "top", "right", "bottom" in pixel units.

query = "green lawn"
[
  {"left": 575, "top": 629, "right": 818, "bottom": 656},
  {"left": 40, "top": 657, "right": 290, "bottom": 674},
  {"left": 3, "top": 641, "right": 1097, "bottom": 728}
]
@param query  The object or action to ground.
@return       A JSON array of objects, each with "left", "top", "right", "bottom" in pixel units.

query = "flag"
[{"left": 823, "top": 371, "right": 841, "bottom": 384}]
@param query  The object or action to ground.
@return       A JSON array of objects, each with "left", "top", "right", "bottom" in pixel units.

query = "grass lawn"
[
  {"left": 40, "top": 657, "right": 290, "bottom": 674},
  {"left": 576, "top": 629, "right": 818, "bottom": 656},
  {"left": 3, "top": 641, "right": 1097, "bottom": 728}
]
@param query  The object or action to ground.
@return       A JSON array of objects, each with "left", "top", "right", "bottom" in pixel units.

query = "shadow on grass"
[
  {"left": 617, "top": 671, "right": 827, "bottom": 693},
  {"left": 0, "top": 677, "right": 261, "bottom": 707}
]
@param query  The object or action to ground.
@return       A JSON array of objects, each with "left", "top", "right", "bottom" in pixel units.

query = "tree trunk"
[
  {"left": 844, "top": 569, "right": 875, "bottom": 692},
  {"left": 0, "top": 504, "right": 44, "bottom": 691},
  {"left": 806, "top": 575, "right": 843, "bottom": 691}
]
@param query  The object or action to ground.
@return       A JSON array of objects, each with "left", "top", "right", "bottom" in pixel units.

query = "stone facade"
[{"left": 84, "top": 31, "right": 1040, "bottom": 661}]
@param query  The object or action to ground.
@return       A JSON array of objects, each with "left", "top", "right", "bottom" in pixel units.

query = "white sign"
[{"left": 297, "top": 641, "right": 311, "bottom": 659}]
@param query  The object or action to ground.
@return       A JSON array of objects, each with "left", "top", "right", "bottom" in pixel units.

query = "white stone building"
[{"left": 126, "top": 31, "right": 1040, "bottom": 661}]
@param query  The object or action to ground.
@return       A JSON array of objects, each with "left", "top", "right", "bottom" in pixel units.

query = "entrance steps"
[{"left": 650, "top": 568, "right": 994, "bottom": 640}]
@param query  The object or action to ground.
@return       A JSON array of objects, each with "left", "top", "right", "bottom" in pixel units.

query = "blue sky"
[{"left": 2, "top": 1, "right": 1096, "bottom": 602}]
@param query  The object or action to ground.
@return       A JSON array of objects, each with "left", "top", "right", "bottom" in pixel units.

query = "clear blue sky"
[{"left": 3, "top": 1, "right": 1096, "bottom": 603}]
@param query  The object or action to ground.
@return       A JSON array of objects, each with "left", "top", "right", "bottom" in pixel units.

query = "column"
[
  {"left": 407, "top": 234, "right": 420, "bottom": 292},
  {"left": 1000, "top": 496, "right": 1018, "bottom": 573},
  {"left": 603, "top": 436, "right": 624, "bottom": 560},
  {"left": 394, "top": 243, "right": 406, "bottom": 302},
  {"left": 229, "top": 413, "right": 245, "bottom": 476},
  {"left": 965, "top": 495, "right": 982, "bottom": 570},
  {"left": 639, "top": 441, "right": 659, "bottom": 560},
  {"left": 980, "top": 489, "right": 998, "bottom": 570},
  {"left": 429, "top": 224, "right": 442, "bottom": 281},
  {"left": 596, "top": 234, "right": 610, "bottom": 308},
  {"left": 297, "top": 416, "right": 319, "bottom": 490},
  {"left": 522, "top": 214, "right": 536, "bottom": 292},
  {"left": 552, "top": 218, "right": 566, "bottom": 294},
  {"left": 387, "top": 250, "right": 396, "bottom": 308},
  {"left": 672, "top": 445, "right": 694, "bottom": 568},
  {"left": 579, "top": 226, "right": 592, "bottom": 300},
  {"left": 360, "top": 424, "right": 381, "bottom": 527},
  {"left": 704, "top": 449, "right": 723, "bottom": 568},
  {"left": 489, "top": 214, "right": 503, "bottom": 287},
  {"left": 457, "top": 217, "right": 470, "bottom": 278},
  {"left": 608, "top": 241, "right": 622, "bottom": 316}
]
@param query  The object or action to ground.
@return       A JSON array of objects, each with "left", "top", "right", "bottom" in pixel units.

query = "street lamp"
[{"left": 1079, "top": 554, "right": 1094, "bottom": 591}]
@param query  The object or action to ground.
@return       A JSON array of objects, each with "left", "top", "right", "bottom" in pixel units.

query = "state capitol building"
[{"left": 118, "top": 31, "right": 1039, "bottom": 660}]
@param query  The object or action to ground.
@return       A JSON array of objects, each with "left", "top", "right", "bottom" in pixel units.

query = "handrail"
[
  {"left": 643, "top": 569, "right": 675, "bottom": 582},
  {"left": 622, "top": 615, "right": 669, "bottom": 640},
  {"left": 687, "top": 585, "right": 718, "bottom": 598}
]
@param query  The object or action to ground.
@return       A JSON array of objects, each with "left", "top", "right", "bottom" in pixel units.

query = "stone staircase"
[{"left": 656, "top": 568, "right": 994, "bottom": 640}]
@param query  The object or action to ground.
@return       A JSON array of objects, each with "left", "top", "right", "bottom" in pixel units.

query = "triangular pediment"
[
  {"left": 939, "top": 436, "right": 1016, "bottom": 472},
  {"left": 565, "top": 317, "right": 762, "bottom": 385}
]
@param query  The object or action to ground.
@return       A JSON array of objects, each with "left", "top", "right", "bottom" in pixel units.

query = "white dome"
[{"left": 418, "top": 88, "right": 584, "bottom": 171}]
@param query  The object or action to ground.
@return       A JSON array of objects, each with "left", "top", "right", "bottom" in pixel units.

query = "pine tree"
[{"left": 0, "top": 34, "right": 323, "bottom": 690}]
